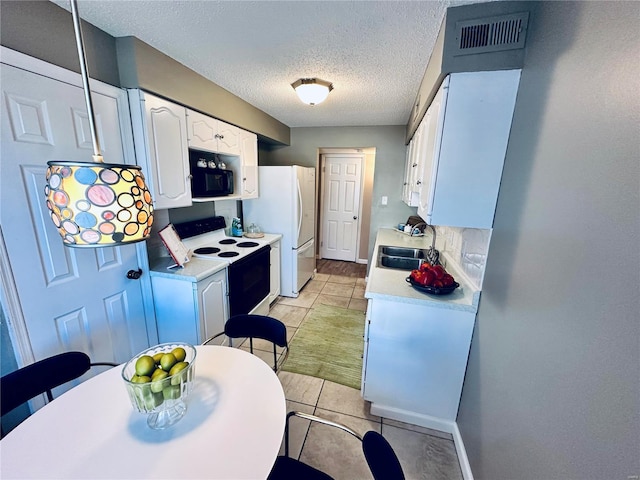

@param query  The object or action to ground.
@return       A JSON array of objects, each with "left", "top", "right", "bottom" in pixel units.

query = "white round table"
[{"left": 0, "top": 346, "right": 286, "bottom": 479}]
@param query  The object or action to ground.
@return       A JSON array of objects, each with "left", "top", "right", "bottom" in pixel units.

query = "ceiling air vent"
[{"left": 454, "top": 12, "right": 529, "bottom": 56}]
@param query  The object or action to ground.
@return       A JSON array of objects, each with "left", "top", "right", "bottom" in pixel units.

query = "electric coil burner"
[
  {"left": 237, "top": 241, "right": 259, "bottom": 248},
  {"left": 218, "top": 251, "right": 239, "bottom": 258},
  {"left": 193, "top": 247, "right": 221, "bottom": 255},
  {"left": 219, "top": 239, "right": 237, "bottom": 245}
]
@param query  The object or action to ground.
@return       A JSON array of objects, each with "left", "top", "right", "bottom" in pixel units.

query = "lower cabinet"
[
  {"left": 151, "top": 269, "right": 228, "bottom": 345},
  {"left": 362, "top": 297, "right": 476, "bottom": 423},
  {"left": 269, "top": 239, "right": 281, "bottom": 304}
]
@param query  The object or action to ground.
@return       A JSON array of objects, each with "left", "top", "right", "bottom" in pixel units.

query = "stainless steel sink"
[
  {"left": 378, "top": 256, "right": 422, "bottom": 270},
  {"left": 377, "top": 245, "right": 428, "bottom": 270},
  {"left": 380, "top": 246, "right": 427, "bottom": 258}
]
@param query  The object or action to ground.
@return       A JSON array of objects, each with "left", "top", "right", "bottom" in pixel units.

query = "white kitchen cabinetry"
[
  {"left": 128, "top": 90, "right": 191, "bottom": 210},
  {"left": 362, "top": 297, "right": 476, "bottom": 423},
  {"left": 402, "top": 120, "right": 423, "bottom": 207},
  {"left": 415, "top": 70, "right": 521, "bottom": 229},
  {"left": 151, "top": 268, "right": 228, "bottom": 346},
  {"left": 268, "top": 239, "right": 281, "bottom": 303},
  {"left": 240, "top": 130, "right": 259, "bottom": 199},
  {"left": 186, "top": 109, "right": 241, "bottom": 156}
]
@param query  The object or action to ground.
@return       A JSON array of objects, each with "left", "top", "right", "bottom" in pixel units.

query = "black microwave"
[{"left": 189, "top": 149, "right": 234, "bottom": 197}]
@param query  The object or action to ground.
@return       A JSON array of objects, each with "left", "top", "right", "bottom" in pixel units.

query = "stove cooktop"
[{"left": 174, "top": 216, "right": 268, "bottom": 264}]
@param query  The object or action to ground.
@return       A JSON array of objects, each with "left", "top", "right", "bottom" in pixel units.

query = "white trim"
[
  {"left": 452, "top": 423, "right": 474, "bottom": 480},
  {"left": 370, "top": 403, "right": 457, "bottom": 433},
  {"left": 0, "top": 226, "right": 34, "bottom": 369}
]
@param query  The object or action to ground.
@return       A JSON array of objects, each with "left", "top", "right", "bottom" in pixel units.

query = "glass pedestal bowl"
[{"left": 122, "top": 342, "right": 196, "bottom": 430}]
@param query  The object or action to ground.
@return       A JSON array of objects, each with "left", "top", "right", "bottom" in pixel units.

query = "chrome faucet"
[{"left": 409, "top": 222, "right": 428, "bottom": 237}]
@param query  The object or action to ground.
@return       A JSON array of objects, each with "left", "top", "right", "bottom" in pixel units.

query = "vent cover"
[{"left": 454, "top": 12, "right": 529, "bottom": 56}]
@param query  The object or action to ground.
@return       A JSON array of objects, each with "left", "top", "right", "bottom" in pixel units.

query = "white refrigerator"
[{"left": 242, "top": 166, "right": 316, "bottom": 297}]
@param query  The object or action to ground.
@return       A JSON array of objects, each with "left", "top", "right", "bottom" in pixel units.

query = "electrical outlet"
[{"left": 381, "top": 196, "right": 388, "bottom": 205}]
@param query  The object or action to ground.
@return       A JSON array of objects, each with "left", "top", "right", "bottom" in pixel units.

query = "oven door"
[{"left": 227, "top": 245, "right": 271, "bottom": 317}]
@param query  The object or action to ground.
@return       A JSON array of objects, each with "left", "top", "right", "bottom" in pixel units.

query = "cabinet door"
[
  {"left": 364, "top": 298, "right": 476, "bottom": 421},
  {"left": 240, "top": 131, "right": 259, "bottom": 199},
  {"left": 187, "top": 109, "right": 218, "bottom": 151},
  {"left": 269, "top": 240, "right": 281, "bottom": 303},
  {"left": 152, "top": 277, "right": 199, "bottom": 345},
  {"left": 216, "top": 120, "right": 241, "bottom": 155},
  {"left": 421, "top": 70, "right": 520, "bottom": 229},
  {"left": 404, "top": 121, "right": 423, "bottom": 207},
  {"left": 198, "top": 269, "right": 228, "bottom": 344},
  {"left": 417, "top": 79, "right": 448, "bottom": 221},
  {"left": 142, "top": 94, "right": 191, "bottom": 209}
]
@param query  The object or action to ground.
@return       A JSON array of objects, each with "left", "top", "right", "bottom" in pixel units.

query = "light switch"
[{"left": 381, "top": 196, "right": 388, "bottom": 205}]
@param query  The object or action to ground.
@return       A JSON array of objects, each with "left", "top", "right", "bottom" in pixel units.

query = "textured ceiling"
[{"left": 52, "top": 0, "right": 478, "bottom": 128}]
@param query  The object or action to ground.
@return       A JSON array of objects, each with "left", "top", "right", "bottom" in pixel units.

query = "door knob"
[
  {"left": 353, "top": 216, "right": 358, "bottom": 220},
  {"left": 126, "top": 269, "right": 142, "bottom": 280}
]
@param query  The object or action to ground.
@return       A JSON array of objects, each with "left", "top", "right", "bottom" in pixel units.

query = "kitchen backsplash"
[{"left": 436, "top": 225, "right": 491, "bottom": 290}]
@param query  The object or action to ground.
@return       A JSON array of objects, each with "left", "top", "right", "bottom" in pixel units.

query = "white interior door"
[
  {"left": 320, "top": 154, "right": 362, "bottom": 261},
  {"left": 1, "top": 57, "right": 151, "bottom": 388}
]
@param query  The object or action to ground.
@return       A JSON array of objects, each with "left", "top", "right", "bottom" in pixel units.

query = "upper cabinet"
[
  {"left": 410, "top": 70, "right": 521, "bottom": 229},
  {"left": 186, "top": 109, "right": 241, "bottom": 156},
  {"left": 240, "top": 130, "right": 259, "bottom": 199},
  {"left": 129, "top": 90, "right": 260, "bottom": 208},
  {"left": 129, "top": 90, "right": 191, "bottom": 210}
]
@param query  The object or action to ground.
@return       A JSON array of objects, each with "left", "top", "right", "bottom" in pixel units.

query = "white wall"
[{"left": 456, "top": 2, "right": 640, "bottom": 478}]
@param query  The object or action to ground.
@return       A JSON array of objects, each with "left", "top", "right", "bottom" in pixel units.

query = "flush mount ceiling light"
[
  {"left": 291, "top": 78, "right": 334, "bottom": 106},
  {"left": 44, "top": 0, "right": 153, "bottom": 247}
]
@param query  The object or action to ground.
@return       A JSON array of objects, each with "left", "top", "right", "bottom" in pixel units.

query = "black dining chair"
[
  {"left": 1, "top": 351, "right": 118, "bottom": 436},
  {"left": 268, "top": 411, "right": 406, "bottom": 480},
  {"left": 203, "top": 314, "right": 288, "bottom": 371}
]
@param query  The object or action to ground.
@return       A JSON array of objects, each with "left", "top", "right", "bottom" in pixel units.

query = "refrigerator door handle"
[{"left": 296, "top": 176, "right": 303, "bottom": 241}]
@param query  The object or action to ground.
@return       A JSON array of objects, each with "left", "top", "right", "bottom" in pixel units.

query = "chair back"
[
  {"left": 362, "top": 430, "right": 406, "bottom": 480},
  {"left": 225, "top": 314, "right": 287, "bottom": 347},
  {"left": 0, "top": 351, "right": 92, "bottom": 416}
]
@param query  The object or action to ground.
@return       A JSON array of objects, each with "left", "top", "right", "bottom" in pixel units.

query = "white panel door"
[
  {"left": 320, "top": 155, "right": 362, "bottom": 261},
  {"left": 1, "top": 62, "right": 150, "bottom": 390}
]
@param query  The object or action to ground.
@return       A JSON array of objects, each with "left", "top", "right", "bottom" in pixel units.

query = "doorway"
[{"left": 318, "top": 148, "right": 374, "bottom": 264}]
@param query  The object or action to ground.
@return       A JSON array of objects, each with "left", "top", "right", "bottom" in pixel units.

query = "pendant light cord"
[{"left": 70, "top": 0, "right": 103, "bottom": 163}]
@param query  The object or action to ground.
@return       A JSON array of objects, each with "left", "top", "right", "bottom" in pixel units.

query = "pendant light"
[
  {"left": 291, "top": 78, "right": 333, "bottom": 106},
  {"left": 44, "top": 0, "right": 153, "bottom": 248}
]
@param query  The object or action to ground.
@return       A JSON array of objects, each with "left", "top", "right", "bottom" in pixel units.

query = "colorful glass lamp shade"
[
  {"left": 291, "top": 78, "right": 333, "bottom": 106},
  {"left": 45, "top": 162, "right": 153, "bottom": 247},
  {"left": 44, "top": 0, "right": 153, "bottom": 247}
]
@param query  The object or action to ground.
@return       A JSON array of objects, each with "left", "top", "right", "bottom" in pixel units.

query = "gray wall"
[
  {"left": 265, "top": 126, "right": 416, "bottom": 263},
  {"left": 0, "top": 0, "right": 120, "bottom": 86},
  {"left": 456, "top": 2, "right": 640, "bottom": 479}
]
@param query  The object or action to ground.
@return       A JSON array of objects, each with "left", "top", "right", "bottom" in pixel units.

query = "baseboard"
[
  {"left": 452, "top": 423, "right": 474, "bottom": 480},
  {"left": 356, "top": 258, "right": 368, "bottom": 265},
  {"left": 370, "top": 403, "right": 473, "bottom": 479}
]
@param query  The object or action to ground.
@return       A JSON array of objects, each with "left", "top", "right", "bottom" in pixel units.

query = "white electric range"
[
  {"left": 173, "top": 217, "right": 272, "bottom": 319},
  {"left": 149, "top": 217, "right": 274, "bottom": 346}
]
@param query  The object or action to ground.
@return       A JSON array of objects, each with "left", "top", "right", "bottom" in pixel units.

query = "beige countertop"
[{"left": 365, "top": 228, "right": 480, "bottom": 312}]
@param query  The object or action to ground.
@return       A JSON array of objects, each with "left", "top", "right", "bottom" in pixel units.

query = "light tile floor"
[{"left": 237, "top": 273, "right": 463, "bottom": 480}]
